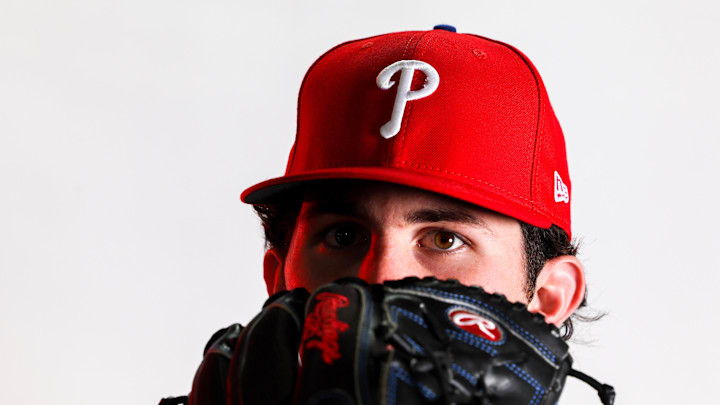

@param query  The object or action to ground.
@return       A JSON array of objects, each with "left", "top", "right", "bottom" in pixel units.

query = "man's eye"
[
  {"left": 323, "top": 224, "right": 365, "bottom": 248},
  {"left": 420, "top": 230, "right": 466, "bottom": 252}
]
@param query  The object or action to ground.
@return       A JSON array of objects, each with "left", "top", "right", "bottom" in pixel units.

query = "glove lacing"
[
  {"left": 568, "top": 368, "right": 616, "bottom": 405},
  {"left": 380, "top": 297, "right": 499, "bottom": 405}
]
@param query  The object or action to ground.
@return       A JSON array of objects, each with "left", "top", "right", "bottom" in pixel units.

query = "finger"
[{"left": 294, "top": 280, "right": 375, "bottom": 405}]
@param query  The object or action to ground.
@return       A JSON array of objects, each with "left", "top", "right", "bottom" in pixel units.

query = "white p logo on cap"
[{"left": 376, "top": 60, "right": 439, "bottom": 139}]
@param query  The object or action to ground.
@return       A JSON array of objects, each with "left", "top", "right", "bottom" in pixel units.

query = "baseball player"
[{"left": 163, "top": 25, "right": 614, "bottom": 405}]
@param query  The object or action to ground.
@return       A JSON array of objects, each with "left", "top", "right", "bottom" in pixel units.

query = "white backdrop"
[{"left": 1, "top": 1, "right": 718, "bottom": 404}]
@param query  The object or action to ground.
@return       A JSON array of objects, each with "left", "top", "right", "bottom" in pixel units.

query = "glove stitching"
[
  {"left": 387, "top": 364, "right": 438, "bottom": 404},
  {"left": 412, "top": 287, "right": 558, "bottom": 364},
  {"left": 504, "top": 362, "right": 546, "bottom": 405}
]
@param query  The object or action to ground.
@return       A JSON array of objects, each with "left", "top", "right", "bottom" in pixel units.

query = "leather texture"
[{"left": 188, "top": 277, "right": 575, "bottom": 405}]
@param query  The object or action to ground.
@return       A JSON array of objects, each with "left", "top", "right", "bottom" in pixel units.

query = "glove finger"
[
  {"left": 189, "top": 324, "right": 244, "bottom": 405},
  {"left": 294, "top": 280, "right": 376, "bottom": 405},
  {"left": 228, "top": 288, "right": 309, "bottom": 405}
]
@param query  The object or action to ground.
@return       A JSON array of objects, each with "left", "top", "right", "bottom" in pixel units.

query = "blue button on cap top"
[{"left": 433, "top": 24, "right": 456, "bottom": 32}]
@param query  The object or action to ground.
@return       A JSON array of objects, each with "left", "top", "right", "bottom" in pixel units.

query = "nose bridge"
[{"left": 357, "top": 231, "right": 414, "bottom": 284}]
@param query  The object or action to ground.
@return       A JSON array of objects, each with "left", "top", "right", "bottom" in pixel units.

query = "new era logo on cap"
[{"left": 554, "top": 171, "right": 569, "bottom": 203}]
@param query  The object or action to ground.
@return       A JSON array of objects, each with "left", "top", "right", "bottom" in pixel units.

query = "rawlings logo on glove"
[
  {"left": 448, "top": 308, "right": 503, "bottom": 342},
  {"left": 301, "top": 292, "right": 350, "bottom": 365}
]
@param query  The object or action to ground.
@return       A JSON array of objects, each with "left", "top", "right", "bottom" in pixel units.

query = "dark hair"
[{"left": 252, "top": 191, "right": 595, "bottom": 340}]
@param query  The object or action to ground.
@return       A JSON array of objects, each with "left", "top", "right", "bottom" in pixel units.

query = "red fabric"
[{"left": 241, "top": 28, "right": 573, "bottom": 237}]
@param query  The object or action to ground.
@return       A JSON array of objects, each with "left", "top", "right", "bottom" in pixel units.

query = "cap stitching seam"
[
  {"left": 400, "top": 161, "right": 530, "bottom": 201},
  {"left": 464, "top": 35, "right": 544, "bottom": 210},
  {"left": 534, "top": 97, "right": 546, "bottom": 213},
  {"left": 492, "top": 41, "right": 540, "bottom": 206},
  {"left": 394, "top": 32, "right": 430, "bottom": 165},
  {"left": 300, "top": 160, "right": 528, "bottom": 202}
]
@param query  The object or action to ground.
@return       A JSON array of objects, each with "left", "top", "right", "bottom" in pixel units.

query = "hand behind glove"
[{"left": 187, "top": 277, "right": 614, "bottom": 405}]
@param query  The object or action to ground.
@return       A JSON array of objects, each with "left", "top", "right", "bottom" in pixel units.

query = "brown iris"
[{"left": 433, "top": 232, "right": 456, "bottom": 250}]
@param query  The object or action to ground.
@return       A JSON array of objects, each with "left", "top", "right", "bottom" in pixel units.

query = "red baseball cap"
[{"left": 241, "top": 25, "right": 573, "bottom": 237}]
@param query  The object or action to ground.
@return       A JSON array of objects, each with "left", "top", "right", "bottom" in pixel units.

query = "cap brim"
[{"left": 240, "top": 167, "right": 553, "bottom": 231}]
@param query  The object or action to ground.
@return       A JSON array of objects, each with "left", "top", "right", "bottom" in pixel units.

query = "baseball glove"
[{"left": 168, "top": 277, "right": 614, "bottom": 405}]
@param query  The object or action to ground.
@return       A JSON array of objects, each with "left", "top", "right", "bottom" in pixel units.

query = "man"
[
  {"left": 242, "top": 24, "right": 586, "bottom": 335},
  {"left": 173, "top": 25, "right": 601, "bottom": 405}
]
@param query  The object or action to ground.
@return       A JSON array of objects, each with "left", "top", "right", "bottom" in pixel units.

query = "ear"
[
  {"left": 527, "top": 255, "right": 586, "bottom": 326},
  {"left": 263, "top": 248, "right": 286, "bottom": 296}
]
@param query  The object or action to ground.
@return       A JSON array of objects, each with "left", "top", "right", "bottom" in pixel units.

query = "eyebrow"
[
  {"left": 405, "top": 208, "right": 495, "bottom": 235},
  {"left": 300, "top": 202, "right": 368, "bottom": 222},
  {"left": 301, "top": 202, "right": 495, "bottom": 235}
]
